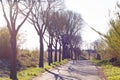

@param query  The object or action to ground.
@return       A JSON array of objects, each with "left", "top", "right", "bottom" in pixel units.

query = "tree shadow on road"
[
  {"left": 45, "top": 69, "right": 81, "bottom": 80},
  {"left": 44, "top": 60, "right": 98, "bottom": 80}
]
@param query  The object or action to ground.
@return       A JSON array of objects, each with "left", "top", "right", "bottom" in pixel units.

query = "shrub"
[
  {"left": 112, "top": 60, "right": 120, "bottom": 66},
  {"left": 91, "top": 59, "right": 111, "bottom": 66},
  {"left": 17, "top": 49, "right": 39, "bottom": 69},
  {"left": 0, "top": 28, "right": 11, "bottom": 59}
]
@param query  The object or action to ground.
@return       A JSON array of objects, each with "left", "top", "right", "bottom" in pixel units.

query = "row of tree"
[{"left": 0, "top": 0, "right": 83, "bottom": 80}]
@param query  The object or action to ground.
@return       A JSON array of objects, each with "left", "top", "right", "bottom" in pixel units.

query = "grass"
[
  {"left": 17, "top": 67, "right": 45, "bottom": 80},
  {"left": 91, "top": 59, "right": 120, "bottom": 80},
  {"left": 0, "top": 78, "right": 11, "bottom": 80},
  {"left": 0, "top": 59, "right": 68, "bottom": 80},
  {"left": 0, "top": 68, "right": 46, "bottom": 80},
  {"left": 103, "top": 65, "right": 120, "bottom": 80}
]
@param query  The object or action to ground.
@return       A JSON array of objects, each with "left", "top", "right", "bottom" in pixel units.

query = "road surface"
[{"left": 32, "top": 60, "right": 102, "bottom": 80}]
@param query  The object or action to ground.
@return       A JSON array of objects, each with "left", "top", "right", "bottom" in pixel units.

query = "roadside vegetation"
[
  {"left": 89, "top": 3, "right": 120, "bottom": 80},
  {"left": 91, "top": 60, "right": 120, "bottom": 80},
  {"left": 0, "top": 28, "right": 69, "bottom": 79},
  {"left": 0, "top": 59, "right": 68, "bottom": 80}
]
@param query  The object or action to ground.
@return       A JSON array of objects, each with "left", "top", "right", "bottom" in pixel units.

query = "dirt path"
[{"left": 32, "top": 60, "right": 102, "bottom": 80}]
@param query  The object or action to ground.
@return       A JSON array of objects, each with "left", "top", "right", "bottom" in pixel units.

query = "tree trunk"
[
  {"left": 48, "top": 45, "right": 51, "bottom": 65},
  {"left": 62, "top": 44, "right": 65, "bottom": 60},
  {"left": 66, "top": 46, "right": 70, "bottom": 59},
  {"left": 48, "top": 45, "right": 53, "bottom": 65},
  {"left": 48, "top": 35, "right": 51, "bottom": 65},
  {"left": 10, "top": 34, "right": 17, "bottom": 80},
  {"left": 50, "top": 36, "right": 53, "bottom": 64},
  {"left": 64, "top": 45, "right": 67, "bottom": 59},
  {"left": 70, "top": 45, "right": 73, "bottom": 59},
  {"left": 54, "top": 39, "right": 58, "bottom": 62},
  {"left": 59, "top": 45, "right": 61, "bottom": 62},
  {"left": 68, "top": 47, "right": 70, "bottom": 59},
  {"left": 39, "top": 34, "right": 44, "bottom": 68},
  {"left": 50, "top": 44, "right": 53, "bottom": 64}
]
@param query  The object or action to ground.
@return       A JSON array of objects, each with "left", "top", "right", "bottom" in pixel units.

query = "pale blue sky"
[
  {"left": 65, "top": 0, "right": 118, "bottom": 43},
  {"left": 0, "top": 0, "right": 119, "bottom": 50}
]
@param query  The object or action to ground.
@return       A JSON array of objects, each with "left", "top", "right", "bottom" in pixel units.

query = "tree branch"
[
  {"left": 1, "top": 1, "right": 12, "bottom": 34},
  {"left": 16, "top": 5, "right": 33, "bottom": 33}
]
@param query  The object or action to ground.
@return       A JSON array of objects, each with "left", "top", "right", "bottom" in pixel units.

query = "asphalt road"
[{"left": 32, "top": 60, "right": 102, "bottom": 80}]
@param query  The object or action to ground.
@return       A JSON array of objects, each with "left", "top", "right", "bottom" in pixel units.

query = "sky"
[
  {"left": 65, "top": 0, "right": 118, "bottom": 49},
  {"left": 0, "top": 0, "right": 119, "bottom": 50},
  {"left": 65, "top": 0, "right": 117, "bottom": 42}
]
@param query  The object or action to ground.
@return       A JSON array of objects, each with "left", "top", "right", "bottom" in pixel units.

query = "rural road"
[{"left": 32, "top": 60, "right": 102, "bottom": 80}]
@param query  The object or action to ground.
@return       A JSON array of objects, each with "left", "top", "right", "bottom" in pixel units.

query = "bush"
[
  {"left": 17, "top": 49, "right": 39, "bottom": 69},
  {"left": 0, "top": 28, "right": 11, "bottom": 59},
  {"left": 91, "top": 59, "right": 111, "bottom": 66},
  {"left": 109, "top": 57, "right": 117, "bottom": 62},
  {"left": 112, "top": 60, "right": 120, "bottom": 66}
]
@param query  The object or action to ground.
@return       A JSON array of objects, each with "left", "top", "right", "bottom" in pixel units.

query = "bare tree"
[
  {"left": 27, "top": 0, "right": 64, "bottom": 67},
  {"left": 46, "top": 10, "right": 83, "bottom": 62},
  {"left": 72, "top": 35, "right": 82, "bottom": 60},
  {"left": 53, "top": 12, "right": 66, "bottom": 62},
  {"left": 61, "top": 11, "right": 83, "bottom": 60},
  {"left": 46, "top": 11, "right": 68, "bottom": 63},
  {"left": 47, "top": 10, "right": 83, "bottom": 60},
  {"left": 0, "top": 0, "right": 32, "bottom": 79}
]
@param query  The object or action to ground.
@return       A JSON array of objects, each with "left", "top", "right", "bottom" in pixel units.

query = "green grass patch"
[
  {"left": 60, "top": 59, "right": 68, "bottom": 64},
  {"left": 103, "top": 65, "right": 120, "bottom": 80},
  {"left": 50, "top": 59, "right": 68, "bottom": 68},
  {"left": 0, "top": 78, "right": 11, "bottom": 80},
  {"left": 52, "top": 62, "right": 60, "bottom": 66},
  {"left": 17, "top": 67, "right": 45, "bottom": 80},
  {"left": 107, "top": 75, "right": 120, "bottom": 80},
  {"left": 91, "top": 59, "right": 120, "bottom": 80},
  {"left": 44, "top": 62, "right": 53, "bottom": 69}
]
